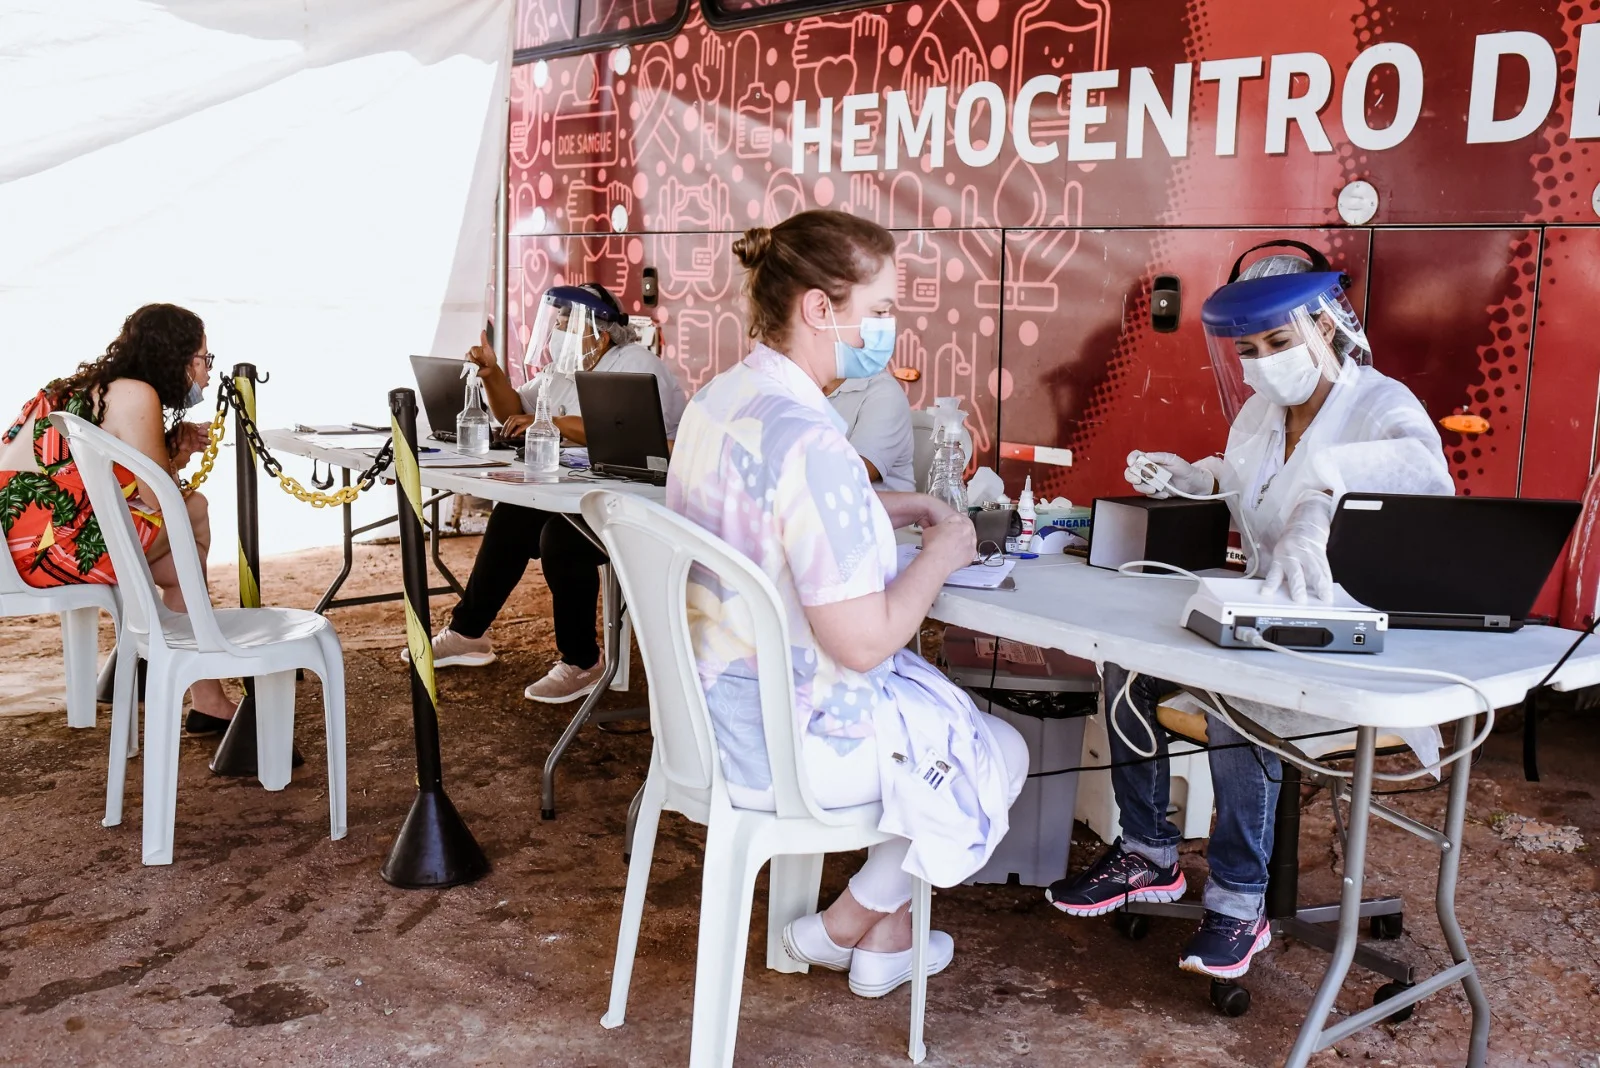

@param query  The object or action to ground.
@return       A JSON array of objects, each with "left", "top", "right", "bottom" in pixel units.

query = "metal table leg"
[
  {"left": 1439, "top": 714, "right": 1491, "bottom": 1066},
  {"left": 541, "top": 557, "right": 632, "bottom": 819},
  {"left": 1286, "top": 727, "right": 1377, "bottom": 1068},
  {"left": 307, "top": 468, "right": 461, "bottom": 614},
  {"left": 1284, "top": 719, "right": 1489, "bottom": 1066},
  {"left": 312, "top": 469, "right": 357, "bottom": 614},
  {"left": 429, "top": 496, "right": 465, "bottom": 597}
]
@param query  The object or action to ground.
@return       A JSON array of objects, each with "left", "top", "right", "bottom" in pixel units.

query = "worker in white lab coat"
[{"left": 1046, "top": 246, "right": 1452, "bottom": 983}]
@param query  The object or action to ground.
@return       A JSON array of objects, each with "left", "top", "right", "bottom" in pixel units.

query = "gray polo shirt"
[
  {"left": 826, "top": 371, "right": 915, "bottom": 492},
  {"left": 518, "top": 342, "right": 687, "bottom": 437}
]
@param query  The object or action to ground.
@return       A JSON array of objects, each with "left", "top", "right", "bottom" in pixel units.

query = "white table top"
[
  {"left": 261, "top": 429, "right": 665, "bottom": 515},
  {"left": 928, "top": 554, "right": 1600, "bottom": 730}
]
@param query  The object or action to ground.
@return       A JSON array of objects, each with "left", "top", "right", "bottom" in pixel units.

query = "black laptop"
[
  {"left": 1326, "top": 493, "right": 1580, "bottom": 631},
  {"left": 409, "top": 355, "right": 468, "bottom": 443},
  {"left": 574, "top": 371, "right": 671, "bottom": 485}
]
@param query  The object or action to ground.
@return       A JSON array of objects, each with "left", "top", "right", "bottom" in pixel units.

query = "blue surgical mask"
[
  {"left": 182, "top": 381, "right": 204, "bottom": 409},
  {"left": 828, "top": 303, "right": 897, "bottom": 380}
]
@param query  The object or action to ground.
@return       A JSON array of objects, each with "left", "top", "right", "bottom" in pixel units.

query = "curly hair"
[{"left": 48, "top": 304, "right": 204, "bottom": 437}]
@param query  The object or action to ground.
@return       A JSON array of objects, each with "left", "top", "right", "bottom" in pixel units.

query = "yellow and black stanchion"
[
  {"left": 380, "top": 387, "right": 488, "bottom": 889},
  {"left": 211, "top": 364, "right": 303, "bottom": 776}
]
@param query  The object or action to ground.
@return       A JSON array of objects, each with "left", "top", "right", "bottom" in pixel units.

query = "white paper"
[
  {"left": 897, "top": 544, "right": 1016, "bottom": 590},
  {"left": 417, "top": 453, "right": 508, "bottom": 469},
  {"left": 303, "top": 433, "right": 392, "bottom": 450}
]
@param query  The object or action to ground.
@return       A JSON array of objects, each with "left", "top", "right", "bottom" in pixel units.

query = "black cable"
[
  {"left": 1024, "top": 724, "right": 1360, "bottom": 778},
  {"left": 1523, "top": 613, "right": 1598, "bottom": 782}
]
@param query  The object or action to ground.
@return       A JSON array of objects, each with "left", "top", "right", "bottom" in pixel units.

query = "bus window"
[
  {"left": 516, "top": 0, "right": 690, "bottom": 62},
  {"left": 702, "top": 0, "right": 901, "bottom": 30}
]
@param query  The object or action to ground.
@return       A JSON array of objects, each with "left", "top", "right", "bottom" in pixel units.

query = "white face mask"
[
  {"left": 546, "top": 327, "right": 585, "bottom": 375},
  {"left": 1241, "top": 343, "right": 1322, "bottom": 406}
]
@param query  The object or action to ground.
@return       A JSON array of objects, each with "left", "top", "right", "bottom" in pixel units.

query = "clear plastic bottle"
[
  {"left": 947, "top": 419, "right": 968, "bottom": 485},
  {"left": 524, "top": 382, "right": 560, "bottom": 476},
  {"left": 456, "top": 374, "right": 492, "bottom": 456},
  {"left": 927, "top": 421, "right": 967, "bottom": 514}
]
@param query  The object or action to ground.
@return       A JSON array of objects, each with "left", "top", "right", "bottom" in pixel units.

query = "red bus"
[{"left": 505, "top": 0, "right": 1600, "bottom": 613}]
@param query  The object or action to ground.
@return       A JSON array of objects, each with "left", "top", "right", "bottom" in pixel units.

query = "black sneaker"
[
  {"left": 1045, "top": 840, "right": 1187, "bottom": 917},
  {"left": 1178, "top": 910, "right": 1272, "bottom": 979}
]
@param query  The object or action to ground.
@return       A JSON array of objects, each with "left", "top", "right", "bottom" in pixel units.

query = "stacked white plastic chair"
[
  {"left": 51, "top": 412, "right": 348, "bottom": 866},
  {"left": 0, "top": 518, "right": 118, "bottom": 730},
  {"left": 584, "top": 490, "right": 934, "bottom": 1067}
]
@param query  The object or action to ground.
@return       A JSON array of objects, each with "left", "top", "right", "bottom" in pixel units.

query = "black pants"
[{"left": 449, "top": 503, "right": 607, "bottom": 668}]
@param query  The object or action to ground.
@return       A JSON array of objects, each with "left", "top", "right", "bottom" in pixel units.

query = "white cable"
[
  {"left": 1193, "top": 627, "right": 1497, "bottom": 782},
  {"left": 1126, "top": 451, "right": 1262, "bottom": 579},
  {"left": 1116, "top": 560, "right": 1204, "bottom": 581},
  {"left": 1109, "top": 669, "right": 1161, "bottom": 758}
]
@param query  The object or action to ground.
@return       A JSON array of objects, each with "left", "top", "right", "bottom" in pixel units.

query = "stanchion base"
[
  {"left": 381, "top": 788, "right": 490, "bottom": 889},
  {"left": 541, "top": 808, "right": 555, "bottom": 821},
  {"left": 210, "top": 696, "right": 305, "bottom": 776}
]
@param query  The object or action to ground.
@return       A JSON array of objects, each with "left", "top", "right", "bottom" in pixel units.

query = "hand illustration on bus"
[
  {"left": 904, "top": 0, "right": 989, "bottom": 105},
  {"left": 793, "top": 12, "right": 888, "bottom": 102}
]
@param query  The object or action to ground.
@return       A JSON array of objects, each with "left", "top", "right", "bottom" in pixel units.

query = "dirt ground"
[{"left": 1, "top": 536, "right": 1597, "bottom": 1067}]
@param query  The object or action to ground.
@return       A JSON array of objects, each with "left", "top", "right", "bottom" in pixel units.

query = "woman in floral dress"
[{"left": 0, "top": 303, "right": 235, "bottom": 728}]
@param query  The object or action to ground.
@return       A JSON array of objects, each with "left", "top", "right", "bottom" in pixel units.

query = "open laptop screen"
[{"left": 1326, "top": 493, "right": 1579, "bottom": 627}]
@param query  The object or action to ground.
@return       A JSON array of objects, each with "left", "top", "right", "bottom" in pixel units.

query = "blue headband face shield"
[
  {"left": 1200, "top": 273, "right": 1371, "bottom": 419},
  {"left": 526, "top": 286, "right": 622, "bottom": 378}
]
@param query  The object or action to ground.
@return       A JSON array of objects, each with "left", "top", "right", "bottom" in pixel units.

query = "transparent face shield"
[
  {"left": 523, "top": 294, "right": 610, "bottom": 379},
  {"left": 1205, "top": 284, "right": 1371, "bottom": 421}
]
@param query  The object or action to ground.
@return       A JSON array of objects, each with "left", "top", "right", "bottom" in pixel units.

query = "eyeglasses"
[
  {"left": 974, "top": 540, "right": 1008, "bottom": 567},
  {"left": 195, "top": 351, "right": 215, "bottom": 369}
]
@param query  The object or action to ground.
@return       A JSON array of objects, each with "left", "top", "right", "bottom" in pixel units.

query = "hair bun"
[{"left": 733, "top": 227, "right": 773, "bottom": 269}]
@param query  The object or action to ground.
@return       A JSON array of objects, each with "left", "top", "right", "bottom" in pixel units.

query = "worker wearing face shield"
[
  {"left": 1046, "top": 244, "right": 1452, "bottom": 982},
  {"left": 412, "top": 282, "right": 686, "bottom": 705}
]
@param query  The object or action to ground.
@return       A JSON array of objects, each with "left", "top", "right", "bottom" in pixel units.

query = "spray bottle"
[{"left": 1017, "top": 475, "right": 1037, "bottom": 550}]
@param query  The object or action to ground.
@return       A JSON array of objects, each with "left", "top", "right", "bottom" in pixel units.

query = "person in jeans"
[
  {"left": 1046, "top": 247, "right": 1452, "bottom": 979},
  {"left": 409, "top": 282, "right": 686, "bottom": 704}
]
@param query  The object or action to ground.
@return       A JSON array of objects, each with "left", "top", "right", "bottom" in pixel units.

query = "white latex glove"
[
  {"left": 1261, "top": 493, "right": 1336, "bottom": 604},
  {"left": 1124, "top": 451, "right": 1213, "bottom": 499}
]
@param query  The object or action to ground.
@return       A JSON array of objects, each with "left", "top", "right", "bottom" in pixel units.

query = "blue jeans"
[{"left": 1102, "top": 663, "right": 1280, "bottom": 922}]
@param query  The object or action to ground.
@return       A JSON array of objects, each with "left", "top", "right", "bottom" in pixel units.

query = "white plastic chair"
[
  {"left": 50, "top": 412, "right": 348, "bottom": 866},
  {"left": 584, "top": 490, "right": 934, "bottom": 1067},
  {"left": 0, "top": 526, "right": 119, "bottom": 730}
]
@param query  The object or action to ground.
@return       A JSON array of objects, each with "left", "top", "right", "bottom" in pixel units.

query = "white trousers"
[{"left": 819, "top": 711, "right": 1030, "bottom": 914}]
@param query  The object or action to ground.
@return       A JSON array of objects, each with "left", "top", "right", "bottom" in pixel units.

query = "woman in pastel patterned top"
[
  {"left": 0, "top": 303, "right": 235, "bottom": 728},
  {"left": 667, "top": 210, "right": 1029, "bottom": 1000}
]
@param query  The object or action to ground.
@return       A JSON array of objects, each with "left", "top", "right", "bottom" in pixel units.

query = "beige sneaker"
[
  {"left": 401, "top": 627, "right": 496, "bottom": 669},
  {"left": 523, "top": 661, "right": 603, "bottom": 704}
]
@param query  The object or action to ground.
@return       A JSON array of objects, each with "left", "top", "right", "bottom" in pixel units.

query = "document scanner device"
[{"left": 1181, "top": 577, "right": 1387, "bottom": 654}]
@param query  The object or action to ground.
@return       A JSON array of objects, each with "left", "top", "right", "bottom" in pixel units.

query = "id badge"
[{"left": 911, "top": 750, "right": 957, "bottom": 794}]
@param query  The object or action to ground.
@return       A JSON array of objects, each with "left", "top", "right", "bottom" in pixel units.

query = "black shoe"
[
  {"left": 1045, "top": 839, "right": 1187, "bottom": 917},
  {"left": 184, "top": 709, "right": 231, "bottom": 735},
  {"left": 1178, "top": 910, "right": 1272, "bottom": 979}
]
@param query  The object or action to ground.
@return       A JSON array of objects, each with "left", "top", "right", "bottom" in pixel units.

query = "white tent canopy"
[{"left": 1, "top": 0, "right": 515, "bottom": 561}]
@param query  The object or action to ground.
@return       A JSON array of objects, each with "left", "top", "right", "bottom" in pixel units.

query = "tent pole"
[
  {"left": 494, "top": 1, "right": 513, "bottom": 374},
  {"left": 495, "top": 143, "right": 509, "bottom": 373}
]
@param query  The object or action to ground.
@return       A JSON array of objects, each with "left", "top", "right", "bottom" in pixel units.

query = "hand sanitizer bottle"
[
  {"left": 456, "top": 374, "right": 492, "bottom": 456},
  {"left": 524, "top": 382, "right": 560, "bottom": 475}
]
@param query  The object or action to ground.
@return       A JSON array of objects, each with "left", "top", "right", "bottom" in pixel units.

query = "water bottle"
[
  {"left": 927, "top": 422, "right": 967, "bottom": 514},
  {"left": 457, "top": 374, "right": 491, "bottom": 456},
  {"left": 948, "top": 421, "right": 968, "bottom": 484},
  {"left": 524, "top": 382, "right": 560, "bottom": 476}
]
